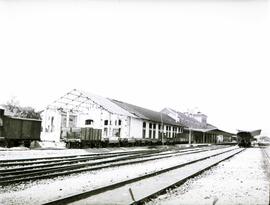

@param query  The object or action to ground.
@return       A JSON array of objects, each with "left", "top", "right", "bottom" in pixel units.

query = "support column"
[
  {"left": 189, "top": 128, "right": 192, "bottom": 144},
  {"left": 109, "top": 113, "right": 112, "bottom": 138},
  {"left": 66, "top": 110, "right": 69, "bottom": 128}
]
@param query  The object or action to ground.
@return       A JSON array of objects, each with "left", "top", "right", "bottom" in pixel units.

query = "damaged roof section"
[{"left": 45, "top": 89, "right": 136, "bottom": 117}]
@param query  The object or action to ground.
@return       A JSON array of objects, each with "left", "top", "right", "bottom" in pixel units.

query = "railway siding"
[
  {"left": 0, "top": 146, "right": 235, "bottom": 205},
  {"left": 61, "top": 148, "right": 243, "bottom": 205},
  {"left": 0, "top": 146, "right": 228, "bottom": 185}
]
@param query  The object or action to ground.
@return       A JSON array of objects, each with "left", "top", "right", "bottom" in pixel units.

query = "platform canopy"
[
  {"left": 237, "top": 129, "right": 261, "bottom": 137},
  {"left": 45, "top": 89, "right": 136, "bottom": 117}
]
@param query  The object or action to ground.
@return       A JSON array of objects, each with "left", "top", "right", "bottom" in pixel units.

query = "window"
[
  {"left": 61, "top": 114, "right": 77, "bottom": 128},
  {"left": 149, "top": 123, "right": 152, "bottom": 138},
  {"left": 61, "top": 115, "right": 67, "bottom": 128},
  {"left": 180, "top": 127, "right": 183, "bottom": 133},
  {"left": 68, "top": 116, "right": 77, "bottom": 127},
  {"left": 143, "top": 130, "right": 146, "bottom": 138},
  {"left": 51, "top": 117, "right": 54, "bottom": 132},
  {"left": 104, "top": 120, "right": 108, "bottom": 126},
  {"left": 158, "top": 124, "right": 162, "bottom": 139},
  {"left": 85, "top": 119, "right": 93, "bottom": 125},
  {"left": 142, "top": 122, "right": 146, "bottom": 138},
  {"left": 173, "top": 127, "right": 176, "bottom": 138},
  {"left": 113, "top": 128, "right": 121, "bottom": 137},
  {"left": 104, "top": 128, "right": 108, "bottom": 136},
  {"left": 118, "top": 120, "right": 121, "bottom": 126},
  {"left": 166, "top": 126, "right": 171, "bottom": 138},
  {"left": 153, "top": 124, "right": 156, "bottom": 139},
  {"left": 166, "top": 126, "right": 168, "bottom": 137}
]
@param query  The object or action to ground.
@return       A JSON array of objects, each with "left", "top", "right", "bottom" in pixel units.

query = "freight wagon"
[
  {"left": 62, "top": 127, "right": 102, "bottom": 148},
  {"left": 62, "top": 126, "right": 189, "bottom": 148},
  {"left": 0, "top": 107, "right": 41, "bottom": 147}
]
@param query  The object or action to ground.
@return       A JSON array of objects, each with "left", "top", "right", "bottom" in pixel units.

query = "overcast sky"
[{"left": 0, "top": 0, "right": 269, "bottom": 136}]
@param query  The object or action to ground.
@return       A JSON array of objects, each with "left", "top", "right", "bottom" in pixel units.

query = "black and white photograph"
[{"left": 0, "top": 0, "right": 269, "bottom": 204}]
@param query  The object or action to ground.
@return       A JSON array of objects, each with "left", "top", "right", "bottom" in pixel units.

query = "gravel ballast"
[
  {"left": 147, "top": 147, "right": 270, "bottom": 205},
  {"left": 0, "top": 147, "right": 234, "bottom": 205}
]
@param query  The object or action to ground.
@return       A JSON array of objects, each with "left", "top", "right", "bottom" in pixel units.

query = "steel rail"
[
  {"left": 0, "top": 145, "right": 209, "bottom": 163},
  {"left": 0, "top": 146, "right": 231, "bottom": 185},
  {"left": 0, "top": 149, "right": 160, "bottom": 165},
  {"left": 0, "top": 146, "right": 218, "bottom": 174},
  {"left": 42, "top": 147, "right": 243, "bottom": 205}
]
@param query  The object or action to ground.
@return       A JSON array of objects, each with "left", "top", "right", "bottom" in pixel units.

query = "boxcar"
[{"left": 0, "top": 108, "right": 41, "bottom": 147}]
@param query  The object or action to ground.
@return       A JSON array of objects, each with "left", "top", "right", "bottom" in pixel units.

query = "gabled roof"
[
  {"left": 161, "top": 107, "right": 206, "bottom": 129},
  {"left": 206, "top": 123, "right": 217, "bottom": 130},
  {"left": 45, "top": 89, "right": 135, "bottom": 117},
  {"left": 111, "top": 100, "right": 184, "bottom": 127},
  {"left": 161, "top": 108, "right": 235, "bottom": 135}
]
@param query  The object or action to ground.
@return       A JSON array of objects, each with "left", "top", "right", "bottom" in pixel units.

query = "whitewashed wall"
[
  {"left": 40, "top": 109, "right": 62, "bottom": 142},
  {"left": 129, "top": 117, "right": 143, "bottom": 139},
  {"left": 41, "top": 105, "right": 134, "bottom": 142}
]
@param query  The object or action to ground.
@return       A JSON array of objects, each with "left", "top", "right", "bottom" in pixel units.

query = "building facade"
[{"left": 41, "top": 89, "right": 233, "bottom": 145}]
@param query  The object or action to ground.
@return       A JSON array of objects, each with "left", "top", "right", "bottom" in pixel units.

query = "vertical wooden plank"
[
  {"left": 89, "top": 128, "right": 93, "bottom": 141},
  {"left": 85, "top": 128, "right": 89, "bottom": 141},
  {"left": 99, "top": 129, "right": 102, "bottom": 141},
  {"left": 81, "top": 128, "right": 85, "bottom": 141},
  {"left": 92, "top": 129, "right": 95, "bottom": 141},
  {"left": 93, "top": 128, "right": 95, "bottom": 141}
]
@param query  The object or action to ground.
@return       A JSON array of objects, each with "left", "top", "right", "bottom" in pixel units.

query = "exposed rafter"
[{"left": 45, "top": 89, "right": 135, "bottom": 117}]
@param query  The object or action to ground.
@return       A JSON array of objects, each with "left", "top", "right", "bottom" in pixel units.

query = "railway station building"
[
  {"left": 161, "top": 108, "right": 235, "bottom": 144},
  {"left": 41, "top": 89, "right": 234, "bottom": 146},
  {"left": 41, "top": 89, "right": 185, "bottom": 145},
  {"left": 41, "top": 89, "right": 135, "bottom": 143}
]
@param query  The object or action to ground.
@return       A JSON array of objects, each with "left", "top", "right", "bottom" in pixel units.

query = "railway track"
[
  {"left": 0, "top": 149, "right": 162, "bottom": 166},
  {"left": 0, "top": 146, "right": 209, "bottom": 166},
  {"left": 0, "top": 146, "right": 229, "bottom": 185},
  {"left": 0, "top": 147, "right": 204, "bottom": 172},
  {"left": 43, "top": 147, "right": 245, "bottom": 205}
]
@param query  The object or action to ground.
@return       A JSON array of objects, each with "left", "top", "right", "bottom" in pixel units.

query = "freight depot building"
[{"left": 41, "top": 89, "right": 234, "bottom": 145}]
